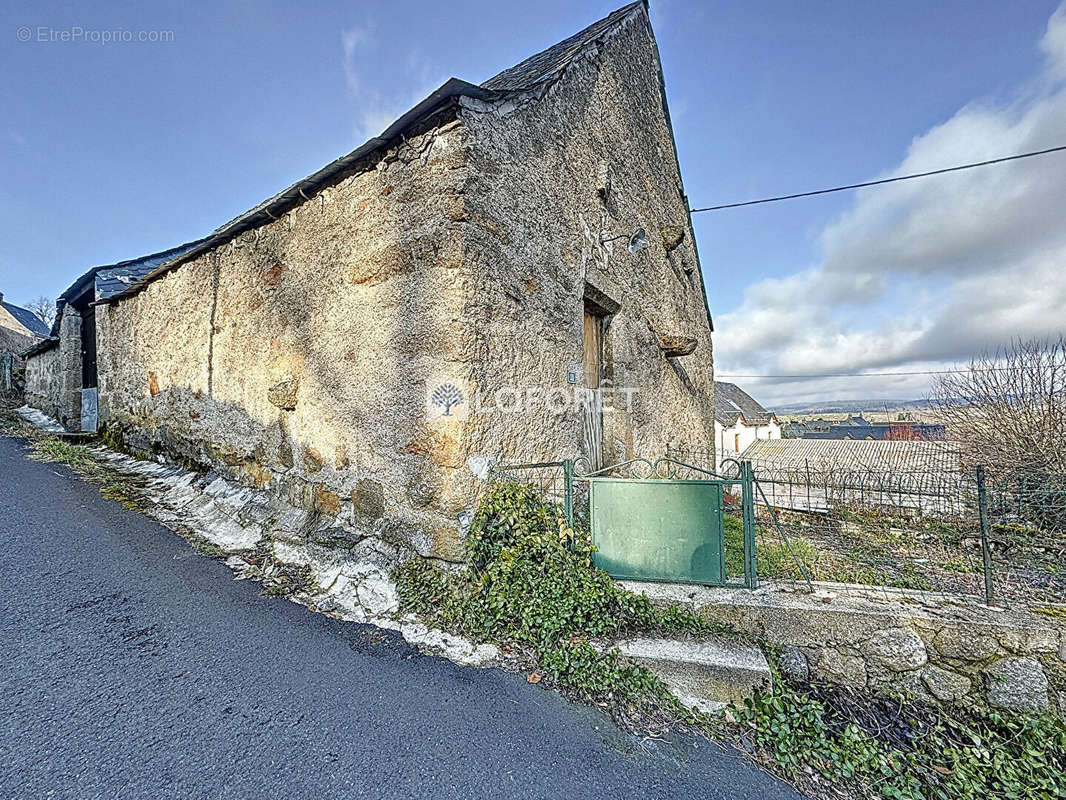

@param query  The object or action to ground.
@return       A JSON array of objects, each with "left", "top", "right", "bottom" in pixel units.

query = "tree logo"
[
  {"left": 432, "top": 383, "right": 464, "bottom": 416},
  {"left": 426, "top": 378, "right": 468, "bottom": 422}
]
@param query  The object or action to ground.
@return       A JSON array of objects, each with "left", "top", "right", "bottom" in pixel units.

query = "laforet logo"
[{"left": 426, "top": 379, "right": 468, "bottom": 422}]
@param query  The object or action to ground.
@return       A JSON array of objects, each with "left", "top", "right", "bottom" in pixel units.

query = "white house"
[{"left": 714, "top": 381, "right": 780, "bottom": 469}]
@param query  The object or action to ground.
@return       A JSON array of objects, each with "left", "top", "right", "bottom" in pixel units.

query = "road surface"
[{"left": 0, "top": 434, "right": 802, "bottom": 799}]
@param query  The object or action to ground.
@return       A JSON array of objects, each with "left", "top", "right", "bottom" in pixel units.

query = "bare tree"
[
  {"left": 930, "top": 336, "right": 1066, "bottom": 475},
  {"left": 23, "top": 296, "right": 55, "bottom": 329}
]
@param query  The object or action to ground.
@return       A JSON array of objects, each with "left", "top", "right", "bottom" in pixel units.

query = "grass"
[
  {"left": 29, "top": 434, "right": 145, "bottom": 512},
  {"left": 726, "top": 511, "right": 943, "bottom": 590}
]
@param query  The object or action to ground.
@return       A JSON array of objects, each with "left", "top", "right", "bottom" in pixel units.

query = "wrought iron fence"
[{"left": 670, "top": 445, "right": 1066, "bottom": 606}]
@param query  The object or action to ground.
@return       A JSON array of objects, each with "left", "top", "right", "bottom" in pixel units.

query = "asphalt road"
[{"left": 0, "top": 434, "right": 802, "bottom": 800}]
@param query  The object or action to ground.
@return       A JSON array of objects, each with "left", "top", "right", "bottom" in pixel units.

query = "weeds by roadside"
[
  {"left": 739, "top": 664, "right": 1066, "bottom": 799},
  {"left": 394, "top": 481, "right": 732, "bottom": 733},
  {"left": 235, "top": 541, "right": 319, "bottom": 598},
  {"left": 28, "top": 435, "right": 144, "bottom": 511}
]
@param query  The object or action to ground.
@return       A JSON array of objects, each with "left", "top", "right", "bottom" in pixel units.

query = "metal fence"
[{"left": 670, "top": 445, "right": 1066, "bottom": 606}]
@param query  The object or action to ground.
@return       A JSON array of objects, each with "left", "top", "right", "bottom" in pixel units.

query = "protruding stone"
[
  {"left": 661, "top": 225, "right": 685, "bottom": 251},
  {"left": 778, "top": 645, "right": 809, "bottom": 682},
  {"left": 987, "top": 657, "right": 1049, "bottom": 712},
  {"left": 921, "top": 665, "right": 972, "bottom": 702},
  {"left": 810, "top": 648, "right": 867, "bottom": 688},
  {"left": 656, "top": 334, "right": 698, "bottom": 357},
  {"left": 862, "top": 628, "right": 927, "bottom": 672},
  {"left": 267, "top": 376, "right": 299, "bottom": 411}
]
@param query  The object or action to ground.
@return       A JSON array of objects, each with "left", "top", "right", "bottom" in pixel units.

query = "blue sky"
[{"left": 3, "top": 0, "right": 1065, "bottom": 404}]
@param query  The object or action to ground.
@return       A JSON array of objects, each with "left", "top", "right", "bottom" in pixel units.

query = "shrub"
[{"left": 395, "top": 481, "right": 724, "bottom": 712}]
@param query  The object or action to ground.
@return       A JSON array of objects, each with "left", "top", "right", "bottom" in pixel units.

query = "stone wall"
[
  {"left": 25, "top": 305, "right": 83, "bottom": 430},
  {"left": 93, "top": 6, "right": 714, "bottom": 563},
  {"left": 24, "top": 344, "right": 61, "bottom": 419},
  {"left": 98, "top": 114, "right": 474, "bottom": 561},
  {"left": 627, "top": 581, "right": 1066, "bottom": 717},
  {"left": 457, "top": 7, "right": 715, "bottom": 466}
]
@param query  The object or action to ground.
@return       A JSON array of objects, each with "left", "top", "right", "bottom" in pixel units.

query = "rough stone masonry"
[
  {"left": 74, "top": 3, "right": 714, "bottom": 565},
  {"left": 626, "top": 581, "right": 1066, "bottom": 717}
]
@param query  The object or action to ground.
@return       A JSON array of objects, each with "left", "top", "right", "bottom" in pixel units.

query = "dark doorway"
[
  {"left": 582, "top": 302, "right": 605, "bottom": 469},
  {"left": 81, "top": 307, "right": 98, "bottom": 389}
]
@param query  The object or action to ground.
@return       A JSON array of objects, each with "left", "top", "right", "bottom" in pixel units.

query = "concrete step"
[{"left": 605, "top": 636, "right": 772, "bottom": 714}]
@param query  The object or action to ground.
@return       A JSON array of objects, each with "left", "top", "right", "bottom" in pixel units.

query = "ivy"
[
  {"left": 740, "top": 664, "right": 1066, "bottom": 799},
  {"left": 395, "top": 481, "right": 723, "bottom": 716}
]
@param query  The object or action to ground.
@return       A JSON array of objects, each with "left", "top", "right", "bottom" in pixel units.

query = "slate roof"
[
  {"left": 36, "top": 238, "right": 209, "bottom": 345},
  {"left": 103, "top": 3, "right": 656, "bottom": 305},
  {"left": 481, "top": 2, "right": 644, "bottom": 91},
  {"left": 715, "top": 381, "right": 777, "bottom": 427},
  {"left": 93, "top": 240, "right": 206, "bottom": 301},
  {"left": 1, "top": 299, "right": 49, "bottom": 337}
]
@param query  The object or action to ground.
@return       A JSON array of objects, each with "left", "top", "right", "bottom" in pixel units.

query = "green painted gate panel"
[{"left": 588, "top": 479, "right": 725, "bottom": 585}]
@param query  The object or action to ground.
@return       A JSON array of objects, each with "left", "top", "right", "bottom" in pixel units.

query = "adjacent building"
[
  {"left": 713, "top": 381, "right": 779, "bottom": 469},
  {"left": 23, "top": 240, "right": 204, "bottom": 429},
  {"left": 25, "top": 2, "right": 716, "bottom": 562},
  {"left": 0, "top": 292, "right": 49, "bottom": 390}
]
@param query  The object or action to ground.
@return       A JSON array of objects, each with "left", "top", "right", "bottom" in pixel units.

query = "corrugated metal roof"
[{"left": 741, "top": 438, "right": 961, "bottom": 476}]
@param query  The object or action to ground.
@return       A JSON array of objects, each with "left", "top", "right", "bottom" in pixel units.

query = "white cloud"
[
  {"left": 716, "top": 2, "right": 1066, "bottom": 406},
  {"left": 340, "top": 25, "right": 446, "bottom": 141}
]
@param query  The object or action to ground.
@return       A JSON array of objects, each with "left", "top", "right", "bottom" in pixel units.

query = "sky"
[{"left": 2, "top": 0, "right": 1065, "bottom": 406}]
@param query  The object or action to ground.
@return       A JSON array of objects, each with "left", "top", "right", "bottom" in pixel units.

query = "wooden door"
[
  {"left": 583, "top": 309, "right": 604, "bottom": 468},
  {"left": 583, "top": 311, "right": 601, "bottom": 389}
]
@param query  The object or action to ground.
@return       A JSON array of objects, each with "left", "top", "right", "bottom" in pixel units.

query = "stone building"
[
  {"left": 0, "top": 292, "right": 49, "bottom": 389},
  {"left": 23, "top": 240, "right": 203, "bottom": 429},
  {"left": 25, "top": 2, "right": 715, "bottom": 561},
  {"left": 1, "top": 292, "right": 48, "bottom": 354}
]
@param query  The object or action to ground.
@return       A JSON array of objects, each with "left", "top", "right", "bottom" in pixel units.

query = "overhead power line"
[
  {"left": 690, "top": 144, "right": 1066, "bottom": 213},
  {"left": 717, "top": 366, "right": 1019, "bottom": 379}
]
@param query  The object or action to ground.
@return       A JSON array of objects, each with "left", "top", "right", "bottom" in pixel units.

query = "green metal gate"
[
  {"left": 588, "top": 477, "right": 727, "bottom": 584},
  {"left": 488, "top": 457, "right": 812, "bottom": 590},
  {"left": 581, "top": 458, "right": 757, "bottom": 588}
]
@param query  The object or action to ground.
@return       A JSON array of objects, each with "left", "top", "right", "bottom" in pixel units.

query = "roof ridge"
[{"left": 480, "top": 2, "right": 646, "bottom": 92}]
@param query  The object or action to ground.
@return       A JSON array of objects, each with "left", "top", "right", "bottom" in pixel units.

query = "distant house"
[
  {"left": 714, "top": 382, "right": 780, "bottom": 469},
  {"left": 801, "top": 423, "right": 945, "bottom": 441},
  {"left": 0, "top": 291, "right": 49, "bottom": 388},
  {"left": 1, "top": 291, "right": 49, "bottom": 352}
]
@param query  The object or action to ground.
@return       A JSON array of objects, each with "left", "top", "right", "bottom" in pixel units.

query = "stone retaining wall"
[{"left": 624, "top": 580, "right": 1066, "bottom": 717}]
